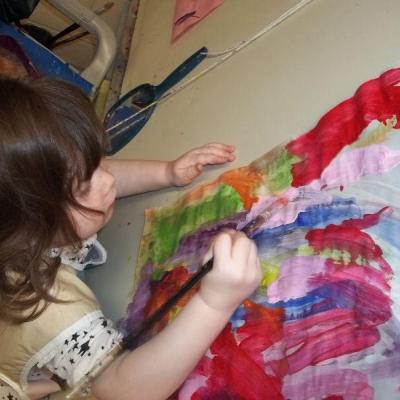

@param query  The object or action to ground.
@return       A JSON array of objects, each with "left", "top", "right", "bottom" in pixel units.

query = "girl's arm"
[
  {"left": 26, "top": 380, "right": 61, "bottom": 400},
  {"left": 102, "top": 143, "right": 235, "bottom": 197},
  {"left": 91, "top": 231, "right": 261, "bottom": 400}
]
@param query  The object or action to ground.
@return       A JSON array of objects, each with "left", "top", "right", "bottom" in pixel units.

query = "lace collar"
[{"left": 48, "top": 235, "right": 107, "bottom": 271}]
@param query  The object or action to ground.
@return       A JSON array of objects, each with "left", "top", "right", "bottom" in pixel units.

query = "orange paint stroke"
[
  {"left": 182, "top": 166, "right": 264, "bottom": 210},
  {"left": 144, "top": 267, "right": 196, "bottom": 332}
]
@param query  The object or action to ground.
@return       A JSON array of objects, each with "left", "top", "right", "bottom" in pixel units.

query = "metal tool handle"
[{"left": 155, "top": 46, "right": 208, "bottom": 97}]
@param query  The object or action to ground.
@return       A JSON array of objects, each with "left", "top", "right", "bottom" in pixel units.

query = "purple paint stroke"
[
  {"left": 267, "top": 256, "right": 327, "bottom": 302},
  {"left": 169, "top": 212, "right": 247, "bottom": 270},
  {"left": 359, "top": 352, "right": 400, "bottom": 380},
  {"left": 257, "top": 189, "right": 334, "bottom": 231},
  {"left": 310, "top": 280, "right": 392, "bottom": 326},
  {"left": 124, "top": 263, "right": 154, "bottom": 332},
  {"left": 309, "top": 260, "right": 391, "bottom": 294},
  {"left": 256, "top": 230, "right": 307, "bottom": 257},
  {"left": 236, "top": 187, "right": 307, "bottom": 232},
  {"left": 320, "top": 144, "right": 400, "bottom": 187},
  {"left": 282, "top": 367, "right": 373, "bottom": 400}
]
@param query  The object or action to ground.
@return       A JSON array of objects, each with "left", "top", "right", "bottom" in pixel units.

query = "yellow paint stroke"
[{"left": 260, "top": 261, "right": 280, "bottom": 288}]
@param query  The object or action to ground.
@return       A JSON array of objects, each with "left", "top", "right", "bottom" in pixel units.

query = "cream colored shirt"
[{"left": 0, "top": 238, "right": 122, "bottom": 400}]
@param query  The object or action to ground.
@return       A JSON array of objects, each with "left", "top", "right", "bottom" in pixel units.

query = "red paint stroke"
[
  {"left": 185, "top": 302, "right": 285, "bottom": 399},
  {"left": 144, "top": 266, "right": 196, "bottom": 331},
  {"left": 275, "top": 309, "right": 382, "bottom": 374},
  {"left": 341, "top": 207, "right": 389, "bottom": 229},
  {"left": 194, "top": 325, "right": 284, "bottom": 400},
  {"left": 321, "top": 261, "right": 390, "bottom": 293},
  {"left": 306, "top": 209, "right": 392, "bottom": 275},
  {"left": 287, "top": 68, "right": 400, "bottom": 186},
  {"left": 236, "top": 301, "right": 284, "bottom": 368},
  {"left": 307, "top": 225, "right": 383, "bottom": 263},
  {"left": 311, "top": 278, "right": 392, "bottom": 329}
]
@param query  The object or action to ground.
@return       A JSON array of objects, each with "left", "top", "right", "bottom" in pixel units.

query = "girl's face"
[{"left": 69, "top": 161, "right": 117, "bottom": 240}]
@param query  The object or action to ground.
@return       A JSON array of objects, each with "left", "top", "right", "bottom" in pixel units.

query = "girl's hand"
[
  {"left": 166, "top": 143, "right": 235, "bottom": 186},
  {"left": 199, "top": 231, "right": 262, "bottom": 313}
]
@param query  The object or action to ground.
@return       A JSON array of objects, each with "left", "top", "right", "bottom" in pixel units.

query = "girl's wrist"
[
  {"left": 164, "top": 160, "right": 176, "bottom": 187},
  {"left": 193, "top": 292, "right": 237, "bottom": 320}
]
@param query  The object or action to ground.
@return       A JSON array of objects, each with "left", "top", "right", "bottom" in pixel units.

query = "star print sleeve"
[
  {"left": 32, "top": 312, "right": 122, "bottom": 388},
  {"left": 0, "top": 380, "right": 22, "bottom": 400}
]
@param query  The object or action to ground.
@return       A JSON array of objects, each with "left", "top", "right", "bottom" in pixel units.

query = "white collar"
[{"left": 48, "top": 235, "right": 107, "bottom": 271}]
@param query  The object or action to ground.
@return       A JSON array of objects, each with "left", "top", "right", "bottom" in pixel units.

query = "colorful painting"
[{"left": 125, "top": 68, "right": 400, "bottom": 399}]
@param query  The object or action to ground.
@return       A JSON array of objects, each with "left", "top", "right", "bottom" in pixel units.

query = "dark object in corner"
[{"left": 0, "top": 0, "right": 39, "bottom": 23}]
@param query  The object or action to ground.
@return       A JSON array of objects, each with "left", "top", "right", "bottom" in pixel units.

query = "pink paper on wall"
[{"left": 172, "top": 0, "right": 224, "bottom": 42}]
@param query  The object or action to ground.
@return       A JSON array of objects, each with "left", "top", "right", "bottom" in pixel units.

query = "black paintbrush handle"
[
  {"left": 123, "top": 258, "right": 213, "bottom": 350},
  {"left": 122, "top": 214, "right": 268, "bottom": 350}
]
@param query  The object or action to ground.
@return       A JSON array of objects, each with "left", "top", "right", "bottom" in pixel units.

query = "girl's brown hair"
[{"left": 0, "top": 77, "right": 106, "bottom": 323}]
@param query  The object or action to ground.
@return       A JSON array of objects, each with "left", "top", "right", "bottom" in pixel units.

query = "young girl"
[{"left": 0, "top": 77, "right": 262, "bottom": 400}]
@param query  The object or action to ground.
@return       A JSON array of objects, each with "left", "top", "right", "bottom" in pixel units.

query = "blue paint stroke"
[{"left": 253, "top": 197, "right": 362, "bottom": 249}]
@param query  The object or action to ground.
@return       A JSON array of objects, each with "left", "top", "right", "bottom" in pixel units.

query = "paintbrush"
[
  {"left": 122, "top": 212, "right": 268, "bottom": 350},
  {"left": 65, "top": 261, "right": 214, "bottom": 399},
  {"left": 122, "top": 258, "right": 213, "bottom": 350}
]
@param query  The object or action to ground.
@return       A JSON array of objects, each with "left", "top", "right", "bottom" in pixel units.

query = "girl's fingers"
[
  {"left": 202, "top": 230, "right": 235, "bottom": 265},
  {"left": 247, "top": 241, "right": 261, "bottom": 281},
  {"left": 202, "top": 144, "right": 236, "bottom": 158},
  {"left": 193, "top": 151, "right": 234, "bottom": 166},
  {"left": 190, "top": 153, "right": 221, "bottom": 166},
  {"left": 247, "top": 240, "right": 258, "bottom": 265},
  {"left": 183, "top": 143, "right": 235, "bottom": 165},
  {"left": 204, "top": 143, "right": 235, "bottom": 152},
  {"left": 202, "top": 245, "right": 213, "bottom": 265},
  {"left": 213, "top": 232, "right": 233, "bottom": 265},
  {"left": 192, "top": 144, "right": 235, "bottom": 156},
  {"left": 231, "top": 232, "right": 251, "bottom": 266}
]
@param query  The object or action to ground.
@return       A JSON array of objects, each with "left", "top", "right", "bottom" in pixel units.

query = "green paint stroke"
[
  {"left": 149, "top": 184, "right": 244, "bottom": 265},
  {"left": 267, "top": 148, "right": 300, "bottom": 193},
  {"left": 297, "top": 244, "right": 315, "bottom": 256},
  {"left": 320, "top": 248, "right": 352, "bottom": 264},
  {"left": 151, "top": 268, "right": 166, "bottom": 281},
  {"left": 298, "top": 245, "right": 353, "bottom": 265}
]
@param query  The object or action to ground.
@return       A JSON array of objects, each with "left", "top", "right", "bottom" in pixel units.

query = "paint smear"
[{"left": 288, "top": 68, "right": 400, "bottom": 186}]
